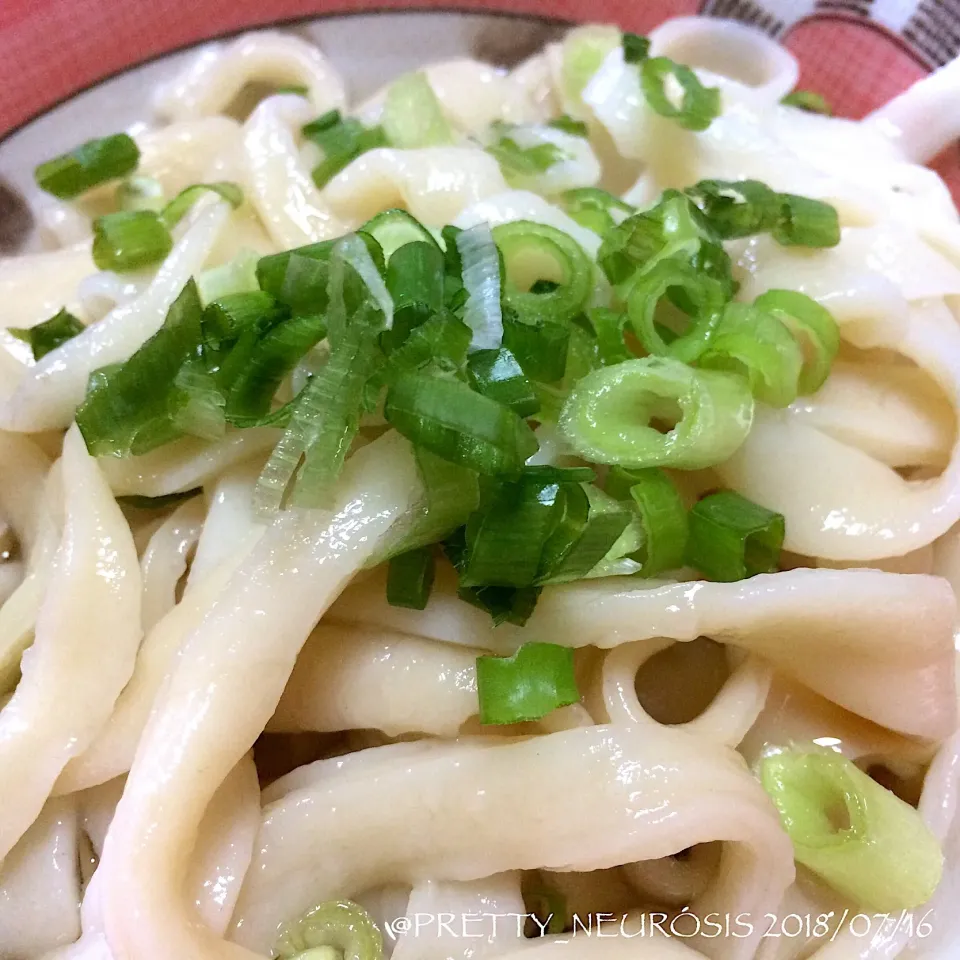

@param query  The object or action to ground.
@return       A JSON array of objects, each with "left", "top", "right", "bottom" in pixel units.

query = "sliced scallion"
[
  {"left": 382, "top": 72, "right": 454, "bottom": 148},
  {"left": 275, "top": 900, "right": 383, "bottom": 960},
  {"left": 605, "top": 466, "right": 688, "bottom": 577},
  {"left": 754, "top": 289, "right": 839, "bottom": 395},
  {"left": 697, "top": 302, "right": 803, "bottom": 408},
  {"left": 685, "top": 179, "right": 780, "bottom": 240},
  {"left": 559, "top": 357, "right": 754, "bottom": 470},
  {"left": 561, "top": 187, "right": 634, "bottom": 235},
  {"left": 457, "top": 224, "right": 503, "bottom": 351},
  {"left": 160, "top": 181, "right": 243, "bottom": 228},
  {"left": 476, "top": 642, "right": 579, "bottom": 724},
  {"left": 91, "top": 210, "right": 173, "bottom": 272},
  {"left": 384, "top": 373, "right": 538, "bottom": 476},
  {"left": 387, "top": 547, "right": 435, "bottom": 610},
  {"left": 640, "top": 58, "right": 720, "bottom": 131},
  {"left": 467, "top": 347, "right": 540, "bottom": 418},
  {"left": 35, "top": 133, "right": 140, "bottom": 200},
  {"left": 774, "top": 194, "right": 840, "bottom": 248},
  {"left": 781, "top": 90, "right": 832, "bottom": 115},
  {"left": 685, "top": 490, "right": 784, "bottom": 581},
  {"left": 492, "top": 220, "right": 592, "bottom": 326},
  {"left": 9, "top": 308, "right": 84, "bottom": 361},
  {"left": 759, "top": 747, "right": 942, "bottom": 910},
  {"left": 622, "top": 32, "right": 650, "bottom": 65},
  {"left": 303, "top": 110, "right": 388, "bottom": 188}
]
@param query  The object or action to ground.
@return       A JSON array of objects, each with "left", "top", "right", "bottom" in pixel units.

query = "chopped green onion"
[
  {"left": 605, "top": 466, "right": 688, "bottom": 576},
  {"left": 381, "top": 240, "right": 445, "bottom": 350},
  {"left": 276, "top": 84, "right": 309, "bottom": 96},
  {"left": 116, "top": 175, "right": 165, "bottom": 213},
  {"left": 467, "top": 347, "right": 540, "bottom": 418},
  {"left": 360, "top": 208, "right": 440, "bottom": 260},
  {"left": 169, "top": 358, "right": 225, "bottom": 441},
  {"left": 383, "top": 311, "right": 471, "bottom": 378},
  {"left": 223, "top": 312, "right": 327, "bottom": 427},
  {"left": 385, "top": 449, "right": 480, "bottom": 558},
  {"left": 685, "top": 179, "right": 780, "bottom": 240},
  {"left": 622, "top": 32, "right": 650, "bottom": 65},
  {"left": 255, "top": 315, "right": 383, "bottom": 512},
  {"left": 384, "top": 373, "right": 538, "bottom": 476},
  {"left": 487, "top": 124, "right": 569, "bottom": 182},
  {"left": 387, "top": 546, "right": 435, "bottom": 610},
  {"left": 326, "top": 234, "right": 392, "bottom": 339},
  {"left": 258, "top": 241, "right": 337, "bottom": 315},
  {"left": 539, "top": 483, "right": 632, "bottom": 584},
  {"left": 275, "top": 900, "right": 383, "bottom": 960},
  {"left": 685, "top": 490, "right": 784, "bottom": 581},
  {"left": 773, "top": 194, "right": 840, "bottom": 248},
  {"left": 759, "top": 747, "right": 942, "bottom": 911},
  {"left": 197, "top": 249, "right": 261, "bottom": 305},
  {"left": 588, "top": 307, "right": 632, "bottom": 366},
  {"left": 697, "top": 302, "right": 803, "bottom": 408},
  {"left": 754, "top": 289, "right": 839, "bottom": 395},
  {"left": 303, "top": 110, "right": 388, "bottom": 188},
  {"left": 640, "top": 58, "right": 720, "bottom": 131},
  {"left": 597, "top": 192, "right": 728, "bottom": 294},
  {"left": 476, "top": 642, "right": 579, "bottom": 724},
  {"left": 561, "top": 187, "right": 634, "bottom": 235},
  {"left": 160, "top": 181, "right": 243, "bottom": 228},
  {"left": 9, "top": 308, "right": 84, "bottom": 360},
  {"left": 382, "top": 72, "right": 454, "bottom": 148},
  {"left": 91, "top": 210, "right": 173, "bottom": 272},
  {"left": 76, "top": 280, "right": 205, "bottom": 457},
  {"left": 561, "top": 25, "right": 621, "bottom": 114},
  {"left": 781, "top": 90, "right": 832, "bottom": 115},
  {"left": 559, "top": 357, "right": 753, "bottom": 470},
  {"left": 35, "top": 133, "right": 140, "bottom": 200},
  {"left": 460, "top": 468, "right": 567, "bottom": 588},
  {"left": 547, "top": 115, "right": 589, "bottom": 138},
  {"left": 502, "top": 312, "right": 570, "bottom": 384},
  {"left": 626, "top": 258, "right": 727, "bottom": 362},
  {"left": 492, "top": 220, "right": 592, "bottom": 326},
  {"left": 457, "top": 224, "right": 503, "bottom": 351}
]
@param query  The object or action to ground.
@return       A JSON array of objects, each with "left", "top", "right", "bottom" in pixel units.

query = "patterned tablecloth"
[{"left": 0, "top": 0, "right": 957, "bottom": 169}]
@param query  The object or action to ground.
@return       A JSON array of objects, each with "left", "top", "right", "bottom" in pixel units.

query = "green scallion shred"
[
  {"left": 91, "top": 210, "right": 173, "bottom": 273},
  {"left": 685, "top": 489, "right": 784, "bottom": 581},
  {"left": 9, "top": 308, "right": 84, "bottom": 361},
  {"left": 476, "top": 642, "right": 579, "bottom": 724},
  {"left": 303, "top": 110, "right": 388, "bottom": 188},
  {"left": 781, "top": 90, "right": 832, "bottom": 115},
  {"left": 759, "top": 747, "right": 942, "bottom": 910},
  {"left": 387, "top": 546, "right": 436, "bottom": 610},
  {"left": 35, "top": 133, "right": 140, "bottom": 200},
  {"left": 622, "top": 32, "right": 651, "bottom": 65},
  {"left": 382, "top": 72, "right": 454, "bottom": 148},
  {"left": 640, "top": 58, "right": 720, "bottom": 131}
]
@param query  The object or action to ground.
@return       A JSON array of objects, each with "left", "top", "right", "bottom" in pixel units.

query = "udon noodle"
[{"left": 0, "top": 15, "right": 959, "bottom": 960}]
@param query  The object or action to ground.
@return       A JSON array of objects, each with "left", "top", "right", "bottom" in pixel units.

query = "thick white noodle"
[
  {"left": 231, "top": 724, "right": 794, "bottom": 960},
  {"left": 866, "top": 56, "right": 960, "bottom": 163},
  {"left": 333, "top": 566, "right": 955, "bottom": 739},
  {"left": 0, "top": 201, "right": 230, "bottom": 433},
  {"left": 0, "top": 796, "right": 80, "bottom": 957},
  {"left": 454, "top": 190, "right": 601, "bottom": 256},
  {"left": 89, "top": 432, "right": 422, "bottom": 960},
  {"left": 98, "top": 428, "right": 279, "bottom": 498},
  {"left": 139, "top": 496, "right": 204, "bottom": 633},
  {"left": 649, "top": 16, "right": 798, "bottom": 106},
  {"left": 597, "top": 639, "right": 772, "bottom": 747},
  {"left": 154, "top": 32, "right": 346, "bottom": 121},
  {"left": 269, "top": 624, "right": 482, "bottom": 737},
  {"left": 0, "top": 427, "right": 140, "bottom": 861},
  {"left": 717, "top": 300, "right": 960, "bottom": 560},
  {"left": 323, "top": 147, "right": 508, "bottom": 227},
  {"left": 0, "top": 242, "right": 94, "bottom": 332},
  {"left": 243, "top": 95, "right": 348, "bottom": 248}
]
